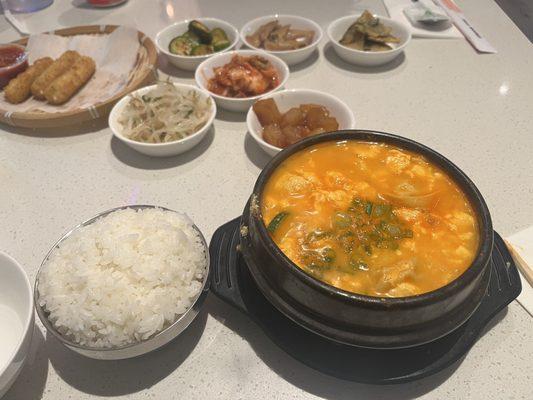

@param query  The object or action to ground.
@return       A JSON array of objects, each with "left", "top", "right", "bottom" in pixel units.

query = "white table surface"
[{"left": 1, "top": 0, "right": 532, "bottom": 399}]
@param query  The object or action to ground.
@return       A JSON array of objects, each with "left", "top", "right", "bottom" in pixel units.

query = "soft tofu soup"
[{"left": 261, "top": 140, "right": 479, "bottom": 297}]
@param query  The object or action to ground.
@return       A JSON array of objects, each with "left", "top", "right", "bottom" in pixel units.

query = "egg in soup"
[{"left": 261, "top": 140, "right": 479, "bottom": 297}]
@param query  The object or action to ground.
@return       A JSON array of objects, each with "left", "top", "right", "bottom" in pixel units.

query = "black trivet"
[{"left": 209, "top": 217, "right": 521, "bottom": 384}]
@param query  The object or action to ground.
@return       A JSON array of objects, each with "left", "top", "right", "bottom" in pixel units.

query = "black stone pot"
[{"left": 239, "top": 130, "right": 493, "bottom": 349}]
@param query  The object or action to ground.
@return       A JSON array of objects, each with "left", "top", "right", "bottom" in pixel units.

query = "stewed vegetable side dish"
[
  {"left": 261, "top": 141, "right": 480, "bottom": 298},
  {"left": 253, "top": 98, "right": 339, "bottom": 148},
  {"left": 207, "top": 55, "right": 280, "bottom": 98},
  {"left": 340, "top": 10, "right": 400, "bottom": 51},
  {"left": 169, "top": 20, "right": 231, "bottom": 56},
  {"left": 246, "top": 20, "right": 315, "bottom": 51}
]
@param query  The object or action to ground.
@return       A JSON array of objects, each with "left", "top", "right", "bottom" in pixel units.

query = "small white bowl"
[
  {"left": 155, "top": 18, "right": 239, "bottom": 71},
  {"left": 240, "top": 14, "right": 323, "bottom": 66},
  {"left": 195, "top": 50, "right": 289, "bottom": 113},
  {"left": 109, "top": 83, "right": 216, "bottom": 157},
  {"left": 0, "top": 252, "right": 34, "bottom": 398},
  {"left": 246, "top": 89, "right": 356, "bottom": 156},
  {"left": 327, "top": 14, "right": 411, "bottom": 67}
]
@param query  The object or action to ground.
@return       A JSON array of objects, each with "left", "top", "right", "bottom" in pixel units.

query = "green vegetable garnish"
[
  {"left": 333, "top": 211, "right": 352, "bottom": 228},
  {"left": 301, "top": 196, "right": 413, "bottom": 267},
  {"left": 306, "top": 262, "right": 331, "bottom": 279},
  {"left": 307, "top": 229, "right": 330, "bottom": 241},
  {"left": 267, "top": 211, "right": 289, "bottom": 233},
  {"left": 350, "top": 259, "right": 368, "bottom": 271},
  {"left": 372, "top": 203, "right": 392, "bottom": 218},
  {"left": 385, "top": 223, "right": 401, "bottom": 238},
  {"left": 322, "top": 247, "right": 336, "bottom": 263}
]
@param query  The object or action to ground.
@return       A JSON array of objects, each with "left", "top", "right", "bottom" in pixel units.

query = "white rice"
[{"left": 38, "top": 208, "right": 207, "bottom": 348}]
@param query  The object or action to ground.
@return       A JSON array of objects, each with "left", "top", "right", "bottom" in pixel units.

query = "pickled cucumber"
[
  {"left": 189, "top": 20, "right": 212, "bottom": 43},
  {"left": 211, "top": 28, "right": 230, "bottom": 51},
  {"left": 191, "top": 44, "right": 214, "bottom": 56},
  {"left": 169, "top": 22, "right": 230, "bottom": 56},
  {"left": 169, "top": 36, "right": 194, "bottom": 55}
]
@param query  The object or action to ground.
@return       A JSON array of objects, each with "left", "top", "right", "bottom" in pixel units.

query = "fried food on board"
[
  {"left": 4, "top": 57, "right": 53, "bottom": 104},
  {"left": 3, "top": 49, "right": 96, "bottom": 105},
  {"left": 31, "top": 50, "right": 81, "bottom": 100},
  {"left": 44, "top": 56, "right": 96, "bottom": 105}
]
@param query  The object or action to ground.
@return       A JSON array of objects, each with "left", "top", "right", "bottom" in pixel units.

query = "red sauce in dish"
[
  {"left": 0, "top": 44, "right": 28, "bottom": 89},
  {"left": 0, "top": 45, "right": 26, "bottom": 67}
]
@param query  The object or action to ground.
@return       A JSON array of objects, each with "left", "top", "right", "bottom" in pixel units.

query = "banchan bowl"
[
  {"left": 34, "top": 205, "right": 210, "bottom": 360},
  {"left": 109, "top": 83, "right": 216, "bottom": 157},
  {"left": 327, "top": 14, "right": 411, "bottom": 67},
  {"left": 246, "top": 88, "right": 356, "bottom": 157},
  {"left": 240, "top": 14, "right": 323, "bottom": 66},
  {"left": 156, "top": 18, "right": 239, "bottom": 72},
  {"left": 195, "top": 49, "right": 289, "bottom": 112},
  {"left": 0, "top": 252, "right": 34, "bottom": 398},
  {"left": 239, "top": 130, "right": 493, "bottom": 349}
]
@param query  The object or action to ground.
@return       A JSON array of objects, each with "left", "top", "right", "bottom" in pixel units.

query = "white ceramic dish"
[
  {"left": 0, "top": 252, "right": 33, "bottom": 398},
  {"left": 155, "top": 18, "right": 239, "bottom": 71},
  {"left": 109, "top": 83, "right": 216, "bottom": 157},
  {"left": 195, "top": 50, "right": 289, "bottom": 112},
  {"left": 327, "top": 14, "right": 411, "bottom": 67},
  {"left": 240, "top": 14, "right": 323, "bottom": 66},
  {"left": 246, "top": 88, "right": 356, "bottom": 156}
]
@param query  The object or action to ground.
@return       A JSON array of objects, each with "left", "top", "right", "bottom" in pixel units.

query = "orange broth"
[{"left": 261, "top": 140, "right": 479, "bottom": 297}]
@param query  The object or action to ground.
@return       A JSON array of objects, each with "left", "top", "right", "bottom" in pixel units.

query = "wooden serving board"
[{"left": 0, "top": 25, "right": 157, "bottom": 128}]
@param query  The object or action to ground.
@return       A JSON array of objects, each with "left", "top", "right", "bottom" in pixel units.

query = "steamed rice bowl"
[{"left": 37, "top": 207, "right": 207, "bottom": 348}]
